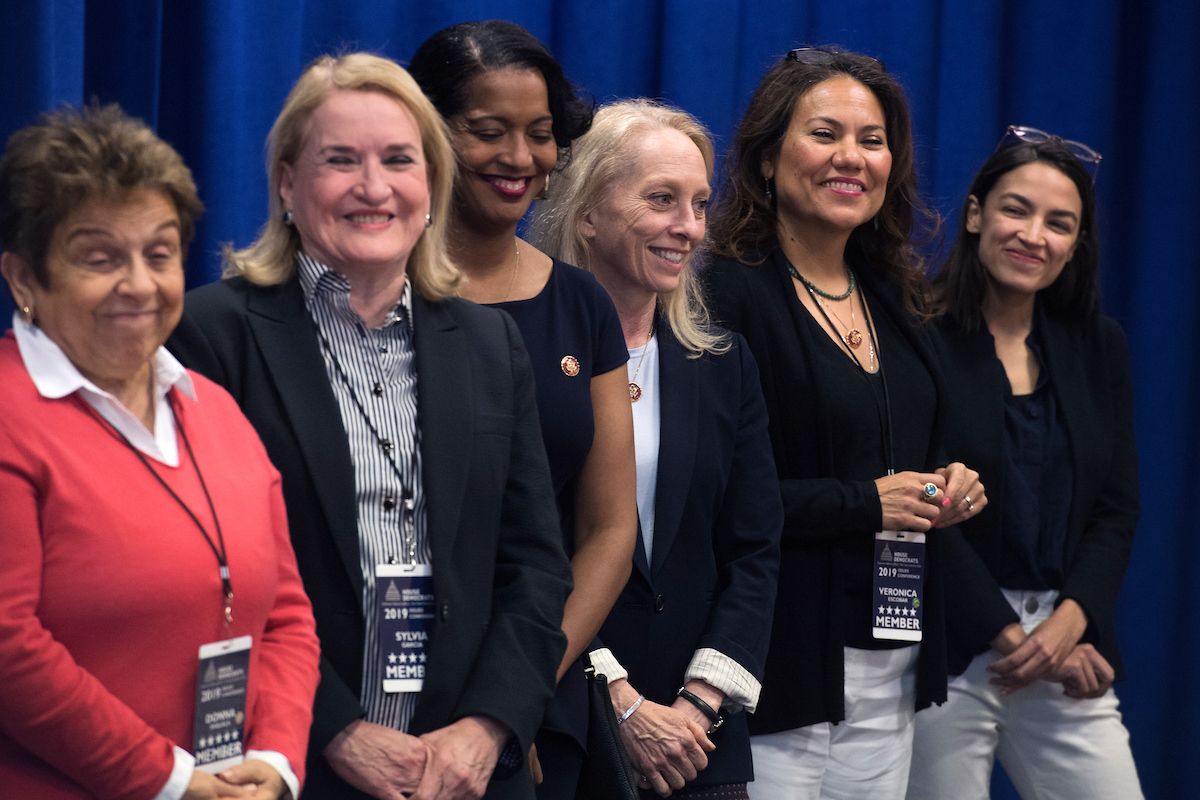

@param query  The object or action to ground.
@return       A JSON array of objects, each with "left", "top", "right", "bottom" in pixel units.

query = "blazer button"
[
  {"left": 440, "top": 602, "right": 451, "bottom": 621},
  {"left": 1025, "top": 596, "right": 1039, "bottom": 614},
  {"left": 654, "top": 594, "right": 665, "bottom": 613},
  {"left": 382, "top": 495, "right": 396, "bottom": 511},
  {"left": 373, "top": 382, "right": 384, "bottom": 396}
]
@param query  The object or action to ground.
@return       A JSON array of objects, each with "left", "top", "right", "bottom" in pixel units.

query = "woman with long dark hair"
[
  {"left": 907, "top": 130, "right": 1143, "bottom": 799},
  {"left": 704, "top": 47, "right": 987, "bottom": 798}
]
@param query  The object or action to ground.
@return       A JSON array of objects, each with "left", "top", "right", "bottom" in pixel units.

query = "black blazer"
[
  {"left": 703, "top": 246, "right": 997, "bottom": 732},
  {"left": 597, "top": 325, "right": 782, "bottom": 786},
  {"left": 168, "top": 275, "right": 572, "bottom": 799},
  {"left": 935, "top": 306, "right": 1139, "bottom": 680}
]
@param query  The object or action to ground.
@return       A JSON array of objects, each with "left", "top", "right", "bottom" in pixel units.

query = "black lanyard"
[
  {"left": 804, "top": 279, "right": 898, "bottom": 476},
  {"left": 314, "top": 322, "right": 421, "bottom": 563},
  {"left": 91, "top": 393, "right": 234, "bottom": 626}
]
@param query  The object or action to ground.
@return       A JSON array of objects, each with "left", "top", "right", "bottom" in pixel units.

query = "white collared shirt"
[
  {"left": 12, "top": 312, "right": 195, "bottom": 465},
  {"left": 10, "top": 312, "right": 300, "bottom": 800}
]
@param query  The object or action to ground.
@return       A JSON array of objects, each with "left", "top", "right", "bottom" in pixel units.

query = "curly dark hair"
[
  {"left": 709, "top": 47, "right": 938, "bottom": 313},
  {"left": 0, "top": 102, "right": 202, "bottom": 287},
  {"left": 931, "top": 139, "right": 1099, "bottom": 330},
  {"left": 408, "top": 20, "right": 594, "bottom": 157}
]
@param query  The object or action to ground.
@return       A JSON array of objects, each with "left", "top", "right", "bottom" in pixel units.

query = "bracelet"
[
  {"left": 617, "top": 694, "right": 645, "bottom": 725},
  {"left": 677, "top": 687, "right": 724, "bottom": 731}
]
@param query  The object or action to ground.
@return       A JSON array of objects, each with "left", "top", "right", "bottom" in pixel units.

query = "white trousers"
[
  {"left": 748, "top": 646, "right": 920, "bottom": 800},
  {"left": 907, "top": 589, "right": 1143, "bottom": 800}
]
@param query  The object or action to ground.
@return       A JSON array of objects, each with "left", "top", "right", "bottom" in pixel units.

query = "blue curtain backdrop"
[{"left": 2, "top": 1, "right": 1196, "bottom": 796}]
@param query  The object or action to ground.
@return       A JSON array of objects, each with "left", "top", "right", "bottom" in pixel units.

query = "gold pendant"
[
  {"left": 629, "top": 382, "right": 643, "bottom": 402},
  {"left": 845, "top": 329, "right": 863, "bottom": 349}
]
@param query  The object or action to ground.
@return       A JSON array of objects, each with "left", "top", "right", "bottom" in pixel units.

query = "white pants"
[
  {"left": 749, "top": 646, "right": 920, "bottom": 800},
  {"left": 907, "top": 589, "right": 1143, "bottom": 800}
]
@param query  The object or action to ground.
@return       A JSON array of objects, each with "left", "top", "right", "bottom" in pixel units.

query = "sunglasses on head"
[
  {"left": 786, "top": 46, "right": 886, "bottom": 73},
  {"left": 997, "top": 125, "right": 1102, "bottom": 182}
]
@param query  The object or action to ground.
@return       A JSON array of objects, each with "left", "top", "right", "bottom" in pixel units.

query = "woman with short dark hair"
[
  {"left": 0, "top": 103, "right": 320, "bottom": 800},
  {"left": 411, "top": 23, "right": 638, "bottom": 798}
]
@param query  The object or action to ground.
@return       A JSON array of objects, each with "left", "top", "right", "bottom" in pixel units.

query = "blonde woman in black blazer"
[{"left": 907, "top": 133, "right": 1144, "bottom": 799}]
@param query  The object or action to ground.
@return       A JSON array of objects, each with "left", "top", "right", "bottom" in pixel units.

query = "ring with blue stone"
[{"left": 922, "top": 482, "right": 938, "bottom": 498}]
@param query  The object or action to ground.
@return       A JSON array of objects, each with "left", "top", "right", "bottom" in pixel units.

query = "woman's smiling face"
[
  {"left": 968, "top": 160, "right": 1083, "bottom": 302},
  {"left": 448, "top": 67, "right": 558, "bottom": 235},
  {"left": 580, "top": 127, "right": 710, "bottom": 303},
  {"left": 764, "top": 75, "right": 892, "bottom": 237},
  {"left": 279, "top": 89, "right": 431, "bottom": 277}
]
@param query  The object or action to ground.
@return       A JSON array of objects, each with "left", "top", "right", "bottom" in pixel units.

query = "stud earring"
[
  {"left": 282, "top": 210, "right": 294, "bottom": 225},
  {"left": 21, "top": 305, "right": 32, "bottom": 321},
  {"left": 425, "top": 213, "right": 432, "bottom": 228}
]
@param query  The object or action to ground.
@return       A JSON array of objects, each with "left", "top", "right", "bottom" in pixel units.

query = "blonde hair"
[
  {"left": 224, "top": 52, "right": 461, "bottom": 300},
  {"left": 530, "top": 99, "right": 726, "bottom": 357}
]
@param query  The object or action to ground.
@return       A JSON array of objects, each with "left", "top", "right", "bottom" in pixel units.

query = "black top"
[
  {"left": 998, "top": 330, "right": 1074, "bottom": 590},
  {"left": 703, "top": 245, "right": 990, "bottom": 732},
  {"left": 934, "top": 304, "right": 1139, "bottom": 681},
  {"left": 488, "top": 260, "right": 626, "bottom": 753},
  {"left": 797, "top": 293, "right": 937, "bottom": 649},
  {"left": 489, "top": 260, "right": 627, "bottom": 543}
]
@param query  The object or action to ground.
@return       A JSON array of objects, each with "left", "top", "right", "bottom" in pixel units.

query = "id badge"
[
  {"left": 377, "top": 563, "right": 435, "bottom": 693},
  {"left": 193, "top": 635, "right": 251, "bottom": 773},
  {"left": 872, "top": 531, "right": 926, "bottom": 642}
]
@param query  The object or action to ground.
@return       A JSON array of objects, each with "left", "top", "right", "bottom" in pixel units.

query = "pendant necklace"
[
  {"left": 628, "top": 321, "right": 654, "bottom": 402},
  {"left": 818, "top": 286, "right": 864, "bottom": 350}
]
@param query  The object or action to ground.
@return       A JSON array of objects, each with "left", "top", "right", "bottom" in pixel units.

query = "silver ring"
[{"left": 923, "top": 482, "right": 938, "bottom": 498}]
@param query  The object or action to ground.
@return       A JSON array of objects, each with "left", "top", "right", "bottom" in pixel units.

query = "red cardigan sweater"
[{"left": 0, "top": 336, "right": 321, "bottom": 799}]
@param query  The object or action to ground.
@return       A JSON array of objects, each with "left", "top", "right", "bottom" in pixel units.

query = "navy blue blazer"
[
  {"left": 597, "top": 323, "right": 782, "bottom": 786},
  {"left": 935, "top": 306, "right": 1139, "bottom": 680},
  {"left": 168, "top": 274, "right": 572, "bottom": 800}
]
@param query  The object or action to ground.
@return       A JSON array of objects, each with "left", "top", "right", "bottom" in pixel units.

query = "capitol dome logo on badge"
[{"left": 560, "top": 355, "right": 580, "bottom": 376}]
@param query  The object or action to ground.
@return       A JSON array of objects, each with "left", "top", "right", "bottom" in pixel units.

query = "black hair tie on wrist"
[{"left": 677, "top": 688, "right": 724, "bottom": 731}]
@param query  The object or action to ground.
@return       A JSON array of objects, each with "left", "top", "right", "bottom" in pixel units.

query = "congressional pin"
[
  {"left": 377, "top": 563, "right": 436, "bottom": 693},
  {"left": 872, "top": 531, "right": 926, "bottom": 642},
  {"left": 560, "top": 355, "right": 581, "bottom": 376},
  {"left": 193, "top": 635, "right": 252, "bottom": 773}
]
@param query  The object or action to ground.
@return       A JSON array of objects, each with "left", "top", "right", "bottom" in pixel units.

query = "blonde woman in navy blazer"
[{"left": 531, "top": 100, "right": 782, "bottom": 799}]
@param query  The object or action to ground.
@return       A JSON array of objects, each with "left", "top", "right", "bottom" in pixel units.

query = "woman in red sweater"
[{"left": 0, "top": 104, "right": 321, "bottom": 800}]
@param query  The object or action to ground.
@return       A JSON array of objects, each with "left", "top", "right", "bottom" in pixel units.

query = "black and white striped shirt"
[{"left": 298, "top": 252, "right": 430, "bottom": 733}]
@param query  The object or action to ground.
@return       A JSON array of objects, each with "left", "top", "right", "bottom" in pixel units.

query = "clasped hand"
[
  {"left": 874, "top": 463, "right": 985, "bottom": 532},
  {"left": 323, "top": 716, "right": 508, "bottom": 800},
  {"left": 183, "top": 760, "right": 288, "bottom": 800},
  {"left": 609, "top": 679, "right": 716, "bottom": 797}
]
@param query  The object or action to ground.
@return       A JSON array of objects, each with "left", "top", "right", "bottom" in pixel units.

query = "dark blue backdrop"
[{"left": 2, "top": 2, "right": 1196, "bottom": 797}]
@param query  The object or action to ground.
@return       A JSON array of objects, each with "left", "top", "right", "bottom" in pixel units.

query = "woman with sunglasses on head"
[
  {"left": 409, "top": 22, "right": 638, "bottom": 798},
  {"left": 906, "top": 130, "right": 1143, "bottom": 800},
  {"left": 704, "top": 47, "right": 988, "bottom": 799}
]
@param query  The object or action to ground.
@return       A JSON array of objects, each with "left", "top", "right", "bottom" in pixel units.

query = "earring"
[
  {"left": 873, "top": 213, "right": 880, "bottom": 231},
  {"left": 425, "top": 213, "right": 432, "bottom": 228},
  {"left": 764, "top": 177, "right": 773, "bottom": 201},
  {"left": 536, "top": 174, "right": 550, "bottom": 200},
  {"left": 282, "top": 210, "right": 294, "bottom": 225},
  {"left": 20, "top": 305, "right": 32, "bottom": 322}
]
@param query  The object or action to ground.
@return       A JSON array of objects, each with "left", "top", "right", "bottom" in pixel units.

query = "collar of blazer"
[{"left": 244, "top": 276, "right": 472, "bottom": 597}]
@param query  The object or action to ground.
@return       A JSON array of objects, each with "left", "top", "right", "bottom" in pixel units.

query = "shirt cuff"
[
  {"left": 245, "top": 750, "right": 300, "bottom": 800},
  {"left": 587, "top": 648, "right": 629, "bottom": 684},
  {"left": 685, "top": 648, "right": 761, "bottom": 714},
  {"left": 152, "top": 746, "right": 195, "bottom": 800}
]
